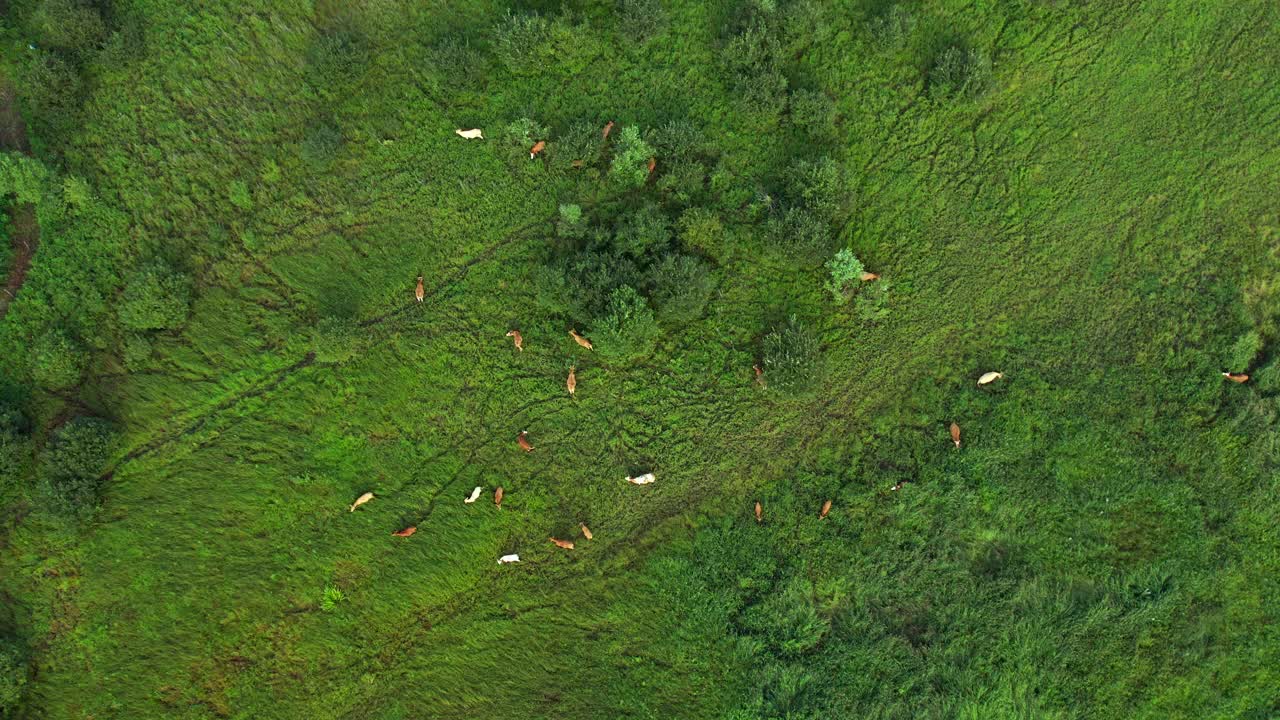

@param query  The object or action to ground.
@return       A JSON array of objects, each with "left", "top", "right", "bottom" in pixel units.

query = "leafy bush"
[
  {"left": 29, "top": 0, "right": 107, "bottom": 56},
  {"left": 549, "top": 121, "right": 602, "bottom": 172},
  {"left": 0, "top": 154, "right": 53, "bottom": 205},
  {"left": 618, "top": 0, "right": 668, "bottom": 42},
  {"left": 854, "top": 277, "right": 891, "bottom": 323},
  {"left": 868, "top": 4, "right": 915, "bottom": 48},
  {"left": 122, "top": 333, "right": 152, "bottom": 371},
  {"left": 647, "top": 121, "right": 711, "bottom": 204},
  {"left": 614, "top": 204, "right": 671, "bottom": 257},
  {"left": 17, "top": 50, "right": 84, "bottom": 140},
  {"left": 648, "top": 254, "right": 714, "bottom": 325},
  {"left": 118, "top": 262, "right": 192, "bottom": 332},
  {"left": 320, "top": 584, "right": 346, "bottom": 612},
  {"left": 302, "top": 118, "right": 344, "bottom": 168},
  {"left": 312, "top": 316, "right": 360, "bottom": 363},
  {"left": 31, "top": 329, "right": 85, "bottom": 390},
  {"left": 824, "top": 248, "right": 865, "bottom": 303},
  {"left": 557, "top": 203, "right": 587, "bottom": 240},
  {"left": 784, "top": 156, "right": 845, "bottom": 222},
  {"left": 306, "top": 26, "right": 368, "bottom": 88},
  {"left": 592, "top": 286, "right": 659, "bottom": 361},
  {"left": 766, "top": 207, "right": 831, "bottom": 262},
  {"left": 788, "top": 89, "right": 837, "bottom": 139},
  {"left": 39, "top": 417, "right": 116, "bottom": 519},
  {"left": 609, "top": 126, "right": 655, "bottom": 188},
  {"left": 0, "top": 638, "right": 26, "bottom": 715},
  {"left": 928, "top": 45, "right": 993, "bottom": 100},
  {"left": 762, "top": 316, "right": 823, "bottom": 394},
  {"left": 678, "top": 208, "right": 726, "bottom": 256},
  {"left": 1226, "top": 330, "right": 1262, "bottom": 372},
  {"left": 0, "top": 402, "right": 31, "bottom": 490}
]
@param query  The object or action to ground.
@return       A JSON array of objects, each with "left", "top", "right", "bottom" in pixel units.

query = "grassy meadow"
[{"left": 1, "top": 0, "right": 1279, "bottom": 718}]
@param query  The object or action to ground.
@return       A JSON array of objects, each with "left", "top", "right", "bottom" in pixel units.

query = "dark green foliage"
[
  {"left": 0, "top": 638, "right": 25, "bottom": 715},
  {"left": 609, "top": 126, "right": 655, "bottom": 189},
  {"left": 647, "top": 121, "right": 712, "bottom": 205},
  {"left": 1226, "top": 330, "right": 1262, "bottom": 372},
  {"left": 0, "top": 402, "right": 31, "bottom": 490},
  {"left": 16, "top": 50, "right": 84, "bottom": 140},
  {"left": 306, "top": 26, "right": 368, "bottom": 90},
  {"left": 548, "top": 121, "right": 602, "bottom": 173},
  {"left": 591, "top": 285, "right": 659, "bottom": 361},
  {"left": 28, "top": 0, "right": 106, "bottom": 56},
  {"left": 868, "top": 4, "right": 916, "bottom": 48},
  {"left": 928, "top": 44, "right": 994, "bottom": 101},
  {"left": 311, "top": 316, "right": 359, "bottom": 364},
  {"left": 766, "top": 207, "right": 831, "bottom": 262},
  {"left": 31, "top": 329, "right": 84, "bottom": 390},
  {"left": 762, "top": 315, "right": 822, "bottom": 394},
  {"left": 614, "top": 203, "right": 671, "bottom": 258},
  {"left": 117, "top": 262, "right": 192, "bottom": 332},
  {"left": 788, "top": 89, "right": 837, "bottom": 140},
  {"left": 783, "top": 156, "right": 846, "bottom": 223},
  {"left": 617, "top": 0, "right": 667, "bottom": 42},
  {"left": 39, "top": 417, "right": 115, "bottom": 520},
  {"left": 121, "top": 333, "right": 152, "bottom": 371},
  {"left": 647, "top": 254, "right": 714, "bottom": 325},
  {"left": 853, "top": 277, "right": 890, "bottom": 322},
  {"left": 556, "top": 203, "right": 587, "bottom": 240},
  {"left": 491, "top": 12, "right": 591, "bottom": 76},
  {"left": 301, "top": 119, "right": 343, "bottom": 169},
  {"left": 677, "top": 207, "right": 726, "bottom": 256}
]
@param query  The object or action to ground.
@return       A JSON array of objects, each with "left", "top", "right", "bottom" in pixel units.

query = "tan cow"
[
  {"left": 349, "top": 492, "right": 375, "bottom": 512},
  {"left": 550, "top": 537, "right": 575, "bottom": 550},
  {"left": 517, "top": 431, "right": 534, "bottom": 452},
  {"left": 977, "top": 371, "right": 1004, "bottom": 386},
  {"left": 580, "top": 523, "right": 593, "bottom": 540},
  {"left": 819, "top": 499, "right": 832, "bottom": 520},
  {"left": 1223, "top": 372, "right": 1249, "bottom": 383},
  {"left": 567, "top": 366, "right": 577, "bottom": 397},
  {"left": 392, "top": 526, "right": 417, "bottom": 537},
  {"left": 415, "top": 276, "right": 425, "bottom": 302},
  {"left": 950, "top": 422, "right": 961, "bottom": 448},
  {"left": 506, "top": 329, "right": 524, "bottom": 352},
  {"left": 530, "top": 140, "right": 546, "bottom": 159},
  {"left": 602, "top": 120, "right": 615, "bottom": 140},
  {"left": 861, "top": 272, "right": 880, "bottom": 281},
  {"left": 455, "top": 128, "right": 484, "bottom": 140},
  {"left": 755, "top": 501, "right": 763, "bottom": 524},
  {"left": 495, "top": 486, "right": 505, "bottom": 508},
  {"left": 569, "top": 329, "right": 594, "bottom": 350}
]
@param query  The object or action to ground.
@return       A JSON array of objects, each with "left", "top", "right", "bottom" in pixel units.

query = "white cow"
[
  {"left": 455, "top": 128, "right": 484, "bottom": 140},
  {"left": 626, "top": 473, "right": 656, "bottom": 485},
  {"left": 497, "top": 554, "right": 520, "bottom": 564},
  {"left": 464, "top": 486, "right": 482, "bottom": 504}
]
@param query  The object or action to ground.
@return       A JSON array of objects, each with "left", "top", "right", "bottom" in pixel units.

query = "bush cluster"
[
  {"left": 762, "top": 316, "right": 823, "bottom": 394},
  {"left": 118, "top": 262, "right": 192, "bottom": 332},
  {"left": 39, "top": 417, "right": 116, "bottom": 520}
]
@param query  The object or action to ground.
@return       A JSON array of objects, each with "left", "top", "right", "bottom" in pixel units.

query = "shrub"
[
  {"left": 648, "top": 121, "right": 710, "bottom": 204},
  {"left": 868, "top": 4, "right": 915, "bottom": 48},
  {"left": 784, "top": 156, "right": 845, "bottom": 222},
  {"left": 854, "top": 278, "right": 891, "bottom": 323},
  {"left": 312, "top": 316, "right": 360, "bottom": 364},
  {"left": 0, "top": 402, "right": 31, "bottom": 489},
  {"left": 609, "top": 126, "right": 655, "bottom": 189},
  {"left": 614, "top": 204, "right": 671, "bottom": 257},
  {"left": 592, "top": 286, "right": 659, "bottom": 361},
  {"left": 306, "top": 27, "right": 368, "bottom": 87},
  {"left": 320, "top": 584, "right": 346, "bottom": 612},
  {"left": 762, "top": 316, "right": 823, "bottom": 394},
  {"left": 1226, "top": 330, "right": 1262, "bottom": 373},
  {"left": 788, "top": 89, "right": 836, "bottom": 139},
  {"left": 648, "top": 254, "right": 714, "bottom": 325},
  {"left": 928, "top": 45, "right": 993, "bottom": 101},
  {"left": 31, "top": 329, "right": 85, "bottom": 390},
  {"left": 17, "top": 50, "right": 84, "bottom": 138},
  {"left": 678, "top": 208, "right": 726, "bottom": 255},
  {"left": 824, "top": 249, "right": 865, "bottom": 303},
  {"left": 118, "top": 262, "right": 192, "bottom": 332},
  {"left": 562, "top": 248, "right": 641, "bottom": 320},
  {"left": 40, "top": 417, "right": 116, "bottom": 519},
  {"left": 29, "top": 0, "right": 107, "bottom": 56},
  {"left": 549, "top": 121, "right": 602, "bottom": 172},
  {"left": 493, "top": 12, "right": 572, "bottom": 74},
  {"left": 618, "top": 0, "right": 668, "bottom": 42},
  {"left": 122, "top": 333, "right": 152, "bottom": 371},
  {"left": 767, "top": 208, "right": 832, "bottom": 262},
  {"left": 0, "top": 639, "right": 26, "bottom": 715},
  {"left": 302, "top": 118, "right": 344, "bottom": 168},
  {"left": 228, "top": 179, "right": 253, "bottom": 211}
]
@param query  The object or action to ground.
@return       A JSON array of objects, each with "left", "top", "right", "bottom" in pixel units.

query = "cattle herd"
[{"left": 346, "top": 124, "right": 1255, "bottom": 567}]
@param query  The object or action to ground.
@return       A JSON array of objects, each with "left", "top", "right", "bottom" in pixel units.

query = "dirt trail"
[{"left": 0, "top": 73, "right": 37, "bottom": 320}]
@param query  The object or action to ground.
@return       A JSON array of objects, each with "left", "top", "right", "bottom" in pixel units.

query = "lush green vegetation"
[{"left": 1, "top": 1, "right": 1278, "bottom": 718}]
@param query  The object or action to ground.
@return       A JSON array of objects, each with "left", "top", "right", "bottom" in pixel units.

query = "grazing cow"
[
  {"left": 530, "top": 140, "right": 546, "bottom": 159},
  {"left": 349, "top": 492, "right": 375, "bottom": 512},
  {"left": 464, "top": 486, "right": 482, "bottom": 504},
  {"left": 755, "top": 501, "right": 763, "bottom": 524},
  {"left": 392, "top": 526, "right": 417, "bottom": 537},
  {"left": 495, "top": 486, "right": 504, "bottom": 508},
  {"left": 891, "top": 480, "right": 910, "bottom": 492},
  {"left": 550, "top": 537, "right": 575, "bottom": 550},
  {"left": 580, "top": 523, "right": 593, "bottom": 540},
  {"left": 1223, "top": 372, "right": 1250, "bottom": 383},
  {"left": 753, "top": 364, "right": 765, "bottom": 387},
  {"left": 567, "top": 366, "right": 577, "bottom": 396},
  {"left": 455, "top": 128, "right": 484, "bottom": 140},
  {"left": 517, "top": 431, "right": 534, "bottom": 452},
  {"left": 602, "top": 120, "right": 614, "bottom": 140},
  {"left": 819, "top": 499, "right": 832, "bottom": 519},
  {"left": 415, "top": 276, "right": 425, "bottom": 302},
  {"left": 498, "top": 554, "right": 520, "bottom": 564},
  {"left": 506, "top": 329, "right": 524, "bottom": 352},
  {"left": 861, "top": 272, "right": 880, "bottom": 281},
  {"left": 977, "top": 371, "right": 1004, "bottom": 386},
  {"left": 626, "top": 473, "right": 656, "bottom": 485},
  {"left": 950, "top": 422, "right": 961, "bottom": 448},
  {"left": 647, "top": 157, "right": 656, "bottom": 174},
  {"left": 569, "top": 329, "right": 594, "bottom": 350}
]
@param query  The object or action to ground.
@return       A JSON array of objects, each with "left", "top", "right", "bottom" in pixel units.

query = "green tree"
[
  {"left": 0, "top": 402, "right": 31, "bottom": 490},
  {"left": 592, "top": 286, "right": 659, "bottom": 361},
  {"left": 784, "top": 156, "right": 845, "bottom": 222},
  {"left": 118, "top": 262, "right": 192, "bottom": 332},
  {"left": 0, "top": 638, "right": 26, "bottom": 715},
  {"left": 928, "top": 45, "right": 993, "bottom": 100},
  {"left": 648, "top": 254, "right": 714, "bottom": 325},
  {"left": 762, "top": 315, "right": 823, "bottom": 394},
  {"left": 31, "top": 329, "right": 85, "bottom": 390},
  {"left": 302, "top": 118, "right": 344, "bottom": 169},
  {"left": 556, "top": 203, "right": 587, "bottom": 240},
  {"left": 29, "top": 0, "right": 106, "bottom": 56},
  {"left": 312, "top": 316, "right": 360, "bottom": 364},
  {"left": 609, "top": 126, "right": 655, "bottom": 188},
  {"left": 614, "top": 204, "right": 671, "bottom": 257},
  {"left": 824, "top": 248, "right": 865, "bottom": 303},
  {"left": 40, "top": 417, "right": 116, "bottom": 520}
]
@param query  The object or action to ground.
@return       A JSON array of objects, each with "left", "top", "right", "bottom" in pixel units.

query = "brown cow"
[
  {"left": 392, "top": 526, "right": 417, "bottom": 537},
  {"left": 517, "top": 431, "right": 534, "bottom": 452},
  {"left": 495, "top": 486, "right": 505, "bottom": 508},
  {"left": 530, "top": 140, "right": 546, "bottom": 159},
  {"left": 415, "top": 276, "right": 425, "bottom": 302},
  {"left": 950, "top": 422, "right": 961, "bottom": 448},
  {"left": 861, "top": 272, "right": 880, "bottom": 282},
  {"left": 580, "top": 523, "right": 593, "bottom": 540},
  {"left": 755, "top": 501, "right": 763, "bottom": 524},
  {"left": 506, "top": 329, "right": 524, "bottom": 352},
  {"left": 602, "top": 120, "right": 615, "bottom": 140},
  {"left": 819, "top": 499, "right": 832, "bottom": 520},
  {"left": 647, "top": 157, "right": 656, "bottom": 174},
  {"left": 567, "top": 366, "right": 577, "bottom": 397},
  {"left": 753, "top": 364, "right": 765, "bottom": 387},
  {"left": 1223, "top": 372, "right": 1249, "bottom": 383},
  {"left": 569, "top": 329, "right": 594, "bottom": 351},
  {"left": 550, "top": 537, "right": 575, "bottom": 550}
]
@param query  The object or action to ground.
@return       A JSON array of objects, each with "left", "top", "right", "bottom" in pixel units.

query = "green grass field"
[{"left": 1, "top": 1, "right": 1278, "bottom": 718}]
